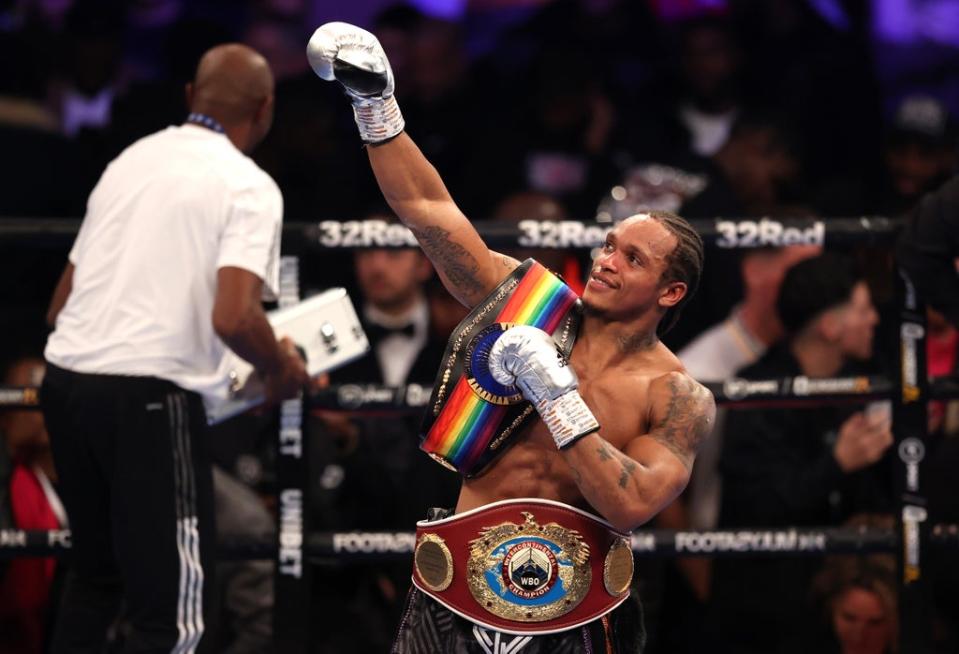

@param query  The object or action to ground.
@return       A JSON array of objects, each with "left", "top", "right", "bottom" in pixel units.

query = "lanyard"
[{"left": 185, "top": 112, "right": 225, "bottom": 134}]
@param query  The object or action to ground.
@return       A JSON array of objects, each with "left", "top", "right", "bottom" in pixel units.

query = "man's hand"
[
  {"left": 833, "top": 409, "right": 894, "bottom": 473},
  {"left": 488, "top": 325, "right": 600, "bottom": 449},
  {"left": 262, "top": 336, "right": 310, "bottom": 404},
  {"left": 307, "top": 22, "right": 404, "bottom": 143}
]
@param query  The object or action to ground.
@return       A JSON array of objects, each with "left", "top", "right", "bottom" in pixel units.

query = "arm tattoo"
[
  {"left": 618, "top": 458, "right": 637, "bottom": 489},
  {"left": 596, "top": 443, "right": 614, "bottom": 461},
  {"left": 410, "top": 225, "right": 485, "bottom": 296},
  {"left": 651, "top": 375, "right": 714, "bottom": 469}
]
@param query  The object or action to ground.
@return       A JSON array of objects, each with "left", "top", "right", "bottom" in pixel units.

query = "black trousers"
[{"left": 41, "top": 364, "right": 215, "bottom": 654}]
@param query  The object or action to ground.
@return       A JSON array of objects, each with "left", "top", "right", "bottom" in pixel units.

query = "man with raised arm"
[{"left": 308, "top": 23, "right": 715, "bottom": 653}]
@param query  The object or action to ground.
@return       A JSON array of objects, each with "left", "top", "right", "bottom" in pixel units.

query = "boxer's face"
[{"left": 585, "top": 216, "right": 684, "bottom": 320}]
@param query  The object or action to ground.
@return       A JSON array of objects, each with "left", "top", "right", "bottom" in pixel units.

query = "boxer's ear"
[{"left": 657, "top": 281, "right": 687, "bottom": 309}]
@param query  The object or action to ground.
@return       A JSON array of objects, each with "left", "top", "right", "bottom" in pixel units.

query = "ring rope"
[
  {"left": 8, "top": 524, "right": 958, "bottom": 560},
  {"left": 4, "top": 375, "right": 959, "bottom": 412},
  {"left": 0, "top": 216, "right": 901, "bottom": 250}
]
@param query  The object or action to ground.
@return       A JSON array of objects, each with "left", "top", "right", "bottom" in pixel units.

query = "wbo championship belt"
[
  {"left": 412, "top": 498, "right": 634, "bottom": 635},
  {"left": 419, "top": 259, "right": 583, "bottom": 477}
]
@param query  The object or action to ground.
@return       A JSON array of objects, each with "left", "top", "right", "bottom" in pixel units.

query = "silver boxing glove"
[
  {"left": 488, "top": 325, "right": 600, "bottom": 449},
  {"left": 306, "top": 21, "right": 404, "bottom": 144}
]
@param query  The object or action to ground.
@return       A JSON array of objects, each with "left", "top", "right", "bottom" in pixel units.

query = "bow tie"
[{"left": 365, "top": 321, "right": 416, "bottom": 344}]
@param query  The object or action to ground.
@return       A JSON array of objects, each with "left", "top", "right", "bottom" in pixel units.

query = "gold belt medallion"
[
  {"left": 603, "top": 537, "right": 634, "bottom": 596},
  {"left": 414, "top": 533, "right": 454, "bottom": 592}
]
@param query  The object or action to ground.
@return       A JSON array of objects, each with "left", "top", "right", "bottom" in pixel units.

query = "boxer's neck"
[{"left": 577, "top": 313, "right": 660, "bottom": 366}]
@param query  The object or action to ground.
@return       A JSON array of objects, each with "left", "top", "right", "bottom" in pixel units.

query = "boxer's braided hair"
[{"left": 647, "top": 209, "right": 704, "bottom": 336}]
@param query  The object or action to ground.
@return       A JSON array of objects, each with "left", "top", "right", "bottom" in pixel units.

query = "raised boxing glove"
[
  {"left": 307, "top": 21, "right": 404, "bottom": 144},
  {"left": 488, "top": 325, "right": 600, "bottom": 450}
]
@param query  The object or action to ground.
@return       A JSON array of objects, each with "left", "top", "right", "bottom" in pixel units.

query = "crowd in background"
[{"left": 1, "top": 0, "right": 958, "bottom": 652}]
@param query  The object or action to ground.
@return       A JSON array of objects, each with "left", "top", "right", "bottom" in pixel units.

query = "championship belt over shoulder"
[
  {"left": 412, "top": 498, "right": 634, "bottom": 636},
  {"left": 419, "top": 259, "right": 582, "bottom": 477}
]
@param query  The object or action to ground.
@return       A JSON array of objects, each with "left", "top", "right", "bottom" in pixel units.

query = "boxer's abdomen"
[{"left": 455, "top": 423, "right": 587, "bottom": 514}]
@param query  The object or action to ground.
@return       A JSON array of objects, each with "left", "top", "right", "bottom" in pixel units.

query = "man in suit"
[{"left": 333, "top": 211, "right": 444, "bottom": 386}]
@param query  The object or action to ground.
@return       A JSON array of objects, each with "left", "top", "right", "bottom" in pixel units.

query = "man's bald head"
[{"left": 187, "top": 44, "right": 275, "bottom": 150}]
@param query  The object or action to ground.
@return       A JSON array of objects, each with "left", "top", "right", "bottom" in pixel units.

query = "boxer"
[{"left": 308, "top": 23, "right": 716, "bottom": 653}]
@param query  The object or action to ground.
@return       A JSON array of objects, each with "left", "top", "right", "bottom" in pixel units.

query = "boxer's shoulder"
[{"left": 643, "top": 370, "right": 715, "bottom": 466}]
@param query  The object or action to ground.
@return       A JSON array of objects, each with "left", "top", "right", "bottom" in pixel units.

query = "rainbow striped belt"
[{"left": 420, "top": 259, "right": 582, "bottom": 477}]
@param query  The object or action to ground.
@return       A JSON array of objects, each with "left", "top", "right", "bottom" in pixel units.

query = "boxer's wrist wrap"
[
  {"left": 538, "top": 390, "right": 600, "bottom": 450},
  {"left": 352, "top": 95, "right": 404, "bottom": 144}
]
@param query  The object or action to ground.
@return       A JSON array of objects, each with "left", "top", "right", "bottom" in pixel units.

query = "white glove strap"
[
  {"left": 352, "top": 95, "right": 404, "bottom": 144},
  {"left": 537, "top": 390, "right": 600, "bottom": 450}
]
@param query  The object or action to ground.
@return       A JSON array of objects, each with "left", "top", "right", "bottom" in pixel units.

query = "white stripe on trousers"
[{"left": 168, "top": 393, "right": 204, "bottom": 654}]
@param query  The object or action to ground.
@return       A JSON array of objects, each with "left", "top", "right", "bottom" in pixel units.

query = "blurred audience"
[
  {"left": 818, "top": 94, "right": 957, "bottom": 217},
  {"left": 49, "top": 6, "right": 122, "bottom": 139},
  {"left": 881, "top": 95, "right": 957, "bottom": 214},
  {"left": 708, "top": 253, "right": 893, "bottom": 652},
  {"left": 459, "top": 41, "right": 620, "bottom": 218},
  {"left": 311, "top": 209, "right": 458, "bottom": 653},
  {"left": 675, "top": 244, "right": 822, "bottom": 529},
  {"left": 647, "top": 245, "right": 819, "bottom": 653},
  {"left": 678, "top": 112, "right": 809, "bottom": 350},
  {"left": 626, "top": 15, "right": 745, "bottom": 162},
  {"left": 1, "top": 1, "right": 958, "bottom": 651}
]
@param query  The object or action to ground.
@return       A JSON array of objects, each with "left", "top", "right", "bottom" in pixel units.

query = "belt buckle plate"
[{"left": 466, "top": 511, "right": 591, "bottom": 623}]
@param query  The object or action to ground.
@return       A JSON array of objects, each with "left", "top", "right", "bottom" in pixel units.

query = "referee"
[{"left": 40, "top": 44, "right": 308, "bottom": 653}]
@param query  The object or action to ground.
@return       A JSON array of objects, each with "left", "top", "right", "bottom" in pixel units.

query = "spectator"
[
  {"left": 333, "top": 214, "right": 445, "bottom": 388},
  {"left": 880, "top": 95, "right": 957, "bottom": 214},
  {"left": 0, "top": 356, "right": 65, "bottom": 654},
  {"left": 896, "top": 174, "right": 959, "bottom": 328},
  {"left": 50, "top": 6, "right": 122, "bottom": 139},
  {"left": 628, "top": 15, "right": 745, "bottom": 162},
  {"left": 681, "top": 244, "right": 823, "bottom": 384},
  {"left": 797, "top": 550, "right": 898, "bottom": 654},
  {"left": 707, "top": 253, "right": 893, "bottom": 652},
  {"left": 818, "top": 94, "right": 957, "bottom": 217}
]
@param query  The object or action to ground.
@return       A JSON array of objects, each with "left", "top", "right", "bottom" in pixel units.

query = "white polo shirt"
[{"left": 45, "top": 124, "right": 282, "bottom": 401}]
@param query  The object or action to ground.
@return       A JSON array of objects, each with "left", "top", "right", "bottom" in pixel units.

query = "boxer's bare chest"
[{"left": 456, "top": 361, "right": 655, "bottom": 513}]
